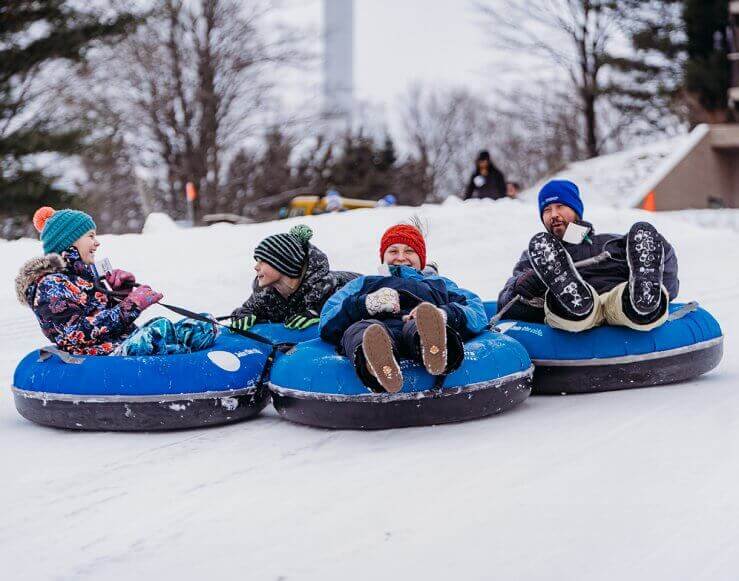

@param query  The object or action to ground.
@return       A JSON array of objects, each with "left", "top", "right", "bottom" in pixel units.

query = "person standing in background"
[{"left": 463, "top": 150, "right": 506, "bottom": 200}]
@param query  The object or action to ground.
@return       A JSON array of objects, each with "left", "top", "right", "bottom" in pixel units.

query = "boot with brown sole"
[
  {"left": 362, "top": 323, "right": 403, "bottom": 393},
  {"left": 415, "top": 302, "right": 448, "bottom": 375}
]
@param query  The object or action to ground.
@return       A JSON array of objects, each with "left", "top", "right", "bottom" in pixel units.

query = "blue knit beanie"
[
  {"left": 33, "top": 207, "right": 97, "bottom": 255},
  {"left": 538, "top": 180, "right": 584, "bottom": 220}
]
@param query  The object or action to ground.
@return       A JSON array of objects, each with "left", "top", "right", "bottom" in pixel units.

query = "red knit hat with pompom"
[
  {"left": 33, "top": 206, "right": 56, "bottom": 233},
  {"left": 379, "top": 224, "right": 426, "bottom": 269}
]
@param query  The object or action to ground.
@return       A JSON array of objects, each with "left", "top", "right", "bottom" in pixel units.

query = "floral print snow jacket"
[{"left": 15, "top": 247, "right": 141, "bottom": 355}]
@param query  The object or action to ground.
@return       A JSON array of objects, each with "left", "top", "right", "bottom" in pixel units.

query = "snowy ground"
[{"left": 1, "top": 198, "right": 737, "bottom": 581}]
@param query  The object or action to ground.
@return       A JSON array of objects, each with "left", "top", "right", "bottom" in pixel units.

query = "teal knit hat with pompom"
[
  {"left": 253, "top": 224, "right": 313, "bottom": 278},
  {"left": 33, "top": 207, "right": 97, "bottom": 255}
]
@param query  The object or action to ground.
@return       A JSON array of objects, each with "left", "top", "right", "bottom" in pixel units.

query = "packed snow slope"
[{"left": 1, "top": 198, "right": 737, "bottom": 581}]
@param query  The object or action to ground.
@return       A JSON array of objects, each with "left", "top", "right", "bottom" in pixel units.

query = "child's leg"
[
  {"left": 115, "top": 317, "right": 184, "bottom": 356},
  {"left": 413, "top": 302, "right": 448, "bottom": 375},
  {"left": 341, "top": 319, "right": 403, "bottom": 393},
  {"left": 401, "top": 307, "right": 465, "bottom": 376},
  {"left": 174, "top": 314, "right": 219, "bottom": 352}
]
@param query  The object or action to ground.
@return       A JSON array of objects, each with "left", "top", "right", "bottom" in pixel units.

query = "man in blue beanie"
[{"left": 497, "top": 180, "right": 680, "bottom": 332}]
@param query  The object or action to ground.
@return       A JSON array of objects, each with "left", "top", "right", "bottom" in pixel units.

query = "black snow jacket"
[
  {"left": 231, "top": 244, "right": 358, "bottom": 322},
  {"left": 464, "top": 165, "right": 507, "bottom": 200},
  {"left": 497, "top": 228, "right": 680, "bottom": 322}
]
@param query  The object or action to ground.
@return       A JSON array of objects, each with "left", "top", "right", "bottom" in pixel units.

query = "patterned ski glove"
[
  {"left": 230, "top": 314, "right": 257, "bottom": 332},
  {"left": 365, "top": 287, "right": 400, "bottom": 316},
  {"left": 105, "top": 269, "right": 136, "bottom": 290},
  {"left": 284, "top": 314, "right": 320, "bottom": 330},
  {"left": 126, "top": 285, "right": 163, "bottom": 310}
]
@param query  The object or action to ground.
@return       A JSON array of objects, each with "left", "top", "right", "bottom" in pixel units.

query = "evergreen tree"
[
  {"left": 0, "top": 1, "right": 137, "bottom": 231},
  {"left": 610, "top": 0, "right": 688, "bottom": 133},
  {"left": 327, "top": 131, "right": 400, "bottom": 200},
  {"left": 252, "top": 126, "right": 298, "bottom": 201},
  {"left": 616, "top": 0, "right": 732, "bottom": 128},
  {"left": 684, "top": 0, "right": 731, "bottom": 122}
]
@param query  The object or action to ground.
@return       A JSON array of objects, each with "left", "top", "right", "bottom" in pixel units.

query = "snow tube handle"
[
  {"left": 668, "top": 301, "right": 699, "bottom": 322},
  {"left": 38, "top": 345, "right": 85, "bottom": 365}
]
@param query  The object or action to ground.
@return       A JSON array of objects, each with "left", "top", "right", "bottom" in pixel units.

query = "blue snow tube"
[
  {"left": 12, "top": 331, "right": 276, "bottom": 431},
  {"left": 268, "top": 331, "right": 534, "bottom": 429},
  {"left": 247, "top": 322, "right": 320, "bottom": 344},
  {"left": 483, "top": 301, "right": 723, "bottom": 394}
]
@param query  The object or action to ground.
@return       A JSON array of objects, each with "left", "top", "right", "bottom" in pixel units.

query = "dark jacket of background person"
[
  {"left": 464, "top": 163, "right": 507, "bottom": 200},
  {"left": 464, "top": 151, "right": 506, "bottom": 200},
  {"left": 497, "top": 229, "right": 680, "bottom": 323}
]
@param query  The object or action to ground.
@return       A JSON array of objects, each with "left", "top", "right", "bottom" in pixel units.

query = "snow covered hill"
[{"left": 1, "top": 197, "right": 737, "bottom": 581}]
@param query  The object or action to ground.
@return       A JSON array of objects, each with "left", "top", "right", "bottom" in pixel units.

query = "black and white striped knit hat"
[{"left": 254, "top": 224, "right": 313, "bottom": 278}]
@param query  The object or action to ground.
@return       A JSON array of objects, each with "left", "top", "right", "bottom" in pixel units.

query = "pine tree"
[
  {"left": 615, "top": 0, "right": 732, "bottom": 128},
  {"left": 0, "top": 1, "right": 137, "bottom": 233},
  {"left": 684, "top": 0, "right": 731, "bottom": 122},
  {"left": 609, "top": 0, "right": 688, "bottom": 133}
]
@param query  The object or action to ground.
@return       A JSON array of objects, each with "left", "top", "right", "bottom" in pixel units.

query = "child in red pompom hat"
[
  {"left": 318, "top": 221, "right": 488, "bottom": 393},
  {"left": 379, "top": 224, "right": 427, "bottom": 270}
]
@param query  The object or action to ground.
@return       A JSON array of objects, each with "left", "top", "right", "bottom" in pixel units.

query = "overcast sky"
[{"left": 280, "top": 0, "right": 500, "bottom": 130}]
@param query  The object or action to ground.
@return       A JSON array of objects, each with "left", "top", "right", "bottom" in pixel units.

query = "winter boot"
[
  {"left": 362, "top": 323, "right": 403, "bottom": 393},
  {"left": 415, "top": 302, "right": 448, "bottom": 375},
  {"left": 627, "top": 222, "right": 665, "bottom": 316},
  {"left": 528, "top": 232, "right": 594, "bottom": 318}
]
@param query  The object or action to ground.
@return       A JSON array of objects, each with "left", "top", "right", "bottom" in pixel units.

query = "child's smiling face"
[
  {"left": 254, "top": 260, "right": 283, "bottom": 288},
  {"left": 383, "top": 243, "right": 421, "bottom": 270},
  {"left": 73, "top": 230, "right": 100, "bottom": 264}
]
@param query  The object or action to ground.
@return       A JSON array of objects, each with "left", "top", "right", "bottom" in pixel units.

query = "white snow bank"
[
  {"left": 141, "top": 211, "right": 180, "bottom": 234},
  {"left": 1, "top": 200, "right": 738, "bottom": 581},
  {"left": 664, "top": 208, "right": 739, "bottom": 232}
]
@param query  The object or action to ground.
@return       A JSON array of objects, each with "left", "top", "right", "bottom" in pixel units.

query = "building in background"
[{"left": 528, "top": 124, "right": 739, "bottom": 211}]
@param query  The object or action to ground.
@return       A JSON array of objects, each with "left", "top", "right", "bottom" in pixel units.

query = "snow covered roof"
[{"left": 522, "top": 125, "right": 710, "bottom": 209}]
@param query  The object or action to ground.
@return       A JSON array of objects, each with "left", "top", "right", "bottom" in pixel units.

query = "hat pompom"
[
  {"left": 289, "top": 224, "right": 313, "bottom": 245},
  {"left": 33, "top": 207, "right": 56, "bottom": 233}
]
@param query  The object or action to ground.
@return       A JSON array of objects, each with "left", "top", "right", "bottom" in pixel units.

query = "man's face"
[{"left": 542, "top": 203, "right": 578, "bottom": 239}]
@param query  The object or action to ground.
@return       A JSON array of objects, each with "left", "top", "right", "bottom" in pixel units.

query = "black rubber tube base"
[
  {"left": 533, "top": 340, "right": 723, "bottom": 395},
  {"left": 270, "top": 373, "right": 532, "bottom": 430},
  {"left": 12, "top": 386, "right": 270, "bottom": 431}
]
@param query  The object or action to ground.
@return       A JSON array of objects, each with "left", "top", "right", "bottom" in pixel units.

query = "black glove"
[{"left": 514, "top": 270, "right": 547, "bottom": 300}]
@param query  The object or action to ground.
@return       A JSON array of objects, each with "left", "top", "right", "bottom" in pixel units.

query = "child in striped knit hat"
[
  {"left": 230, "top": 225, "right": 358, "bottom": 331},
  {"left": 318, "top": 223, "right": 488, "bottom": 393}
]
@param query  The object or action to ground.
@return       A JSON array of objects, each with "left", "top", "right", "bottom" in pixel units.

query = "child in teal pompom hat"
[
  {"left": 16, "top": 207, "right": 217, "bottom": 357},
  {"left": 35, "top": 207, "right": 97, "bottom": 255}
]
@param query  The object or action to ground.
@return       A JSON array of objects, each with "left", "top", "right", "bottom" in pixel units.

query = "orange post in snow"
[
  {"left": 641, "top": 191, "right": 656, "bottom": 211},
  {"left": 186, "top": 182, "right": 198, "bottom": 201},
  {"left": 186, "top": 182, "right": 197, "bottom": 225}
]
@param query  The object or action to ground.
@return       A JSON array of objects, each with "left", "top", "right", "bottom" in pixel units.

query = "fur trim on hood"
[{"left": 15, "top": 254, "right": 66, "bottom": 306}]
